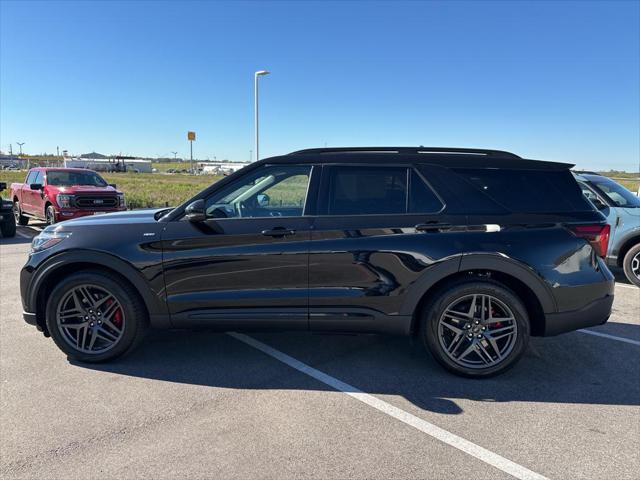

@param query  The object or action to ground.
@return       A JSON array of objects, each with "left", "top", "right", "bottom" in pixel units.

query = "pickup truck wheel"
[
  {"left": 0, "top": 213, "right": 16, "bottom": 237},
  {"left": 13, "top": 202, "right": 29, "bottom": 226},
  {"left": 420, "top": 280, "right": 530, "bottom": 378},
  {"left": 45, "top": 270, "right": 148, "bottom": 362},
  {"left": 46, "top": 205, "right": 57, "bottom": 225},
  {"left": 622, "top": 243, "right": 640, "bottom": 287}
]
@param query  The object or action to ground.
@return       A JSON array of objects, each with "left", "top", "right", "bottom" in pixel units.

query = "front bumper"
[
  {"left": 23, "top": 311, "right": 38, "bottom": 326},
  {"left": 56, "top": 208, "right": 126, "bottom": 221},
  {"left": 543, "top": 294, "right": 614, "bottom": 336}
]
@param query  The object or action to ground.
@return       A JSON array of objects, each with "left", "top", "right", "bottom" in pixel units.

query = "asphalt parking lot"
[{"left": 1, "top": 225, "right": 639, "bottom": 480}]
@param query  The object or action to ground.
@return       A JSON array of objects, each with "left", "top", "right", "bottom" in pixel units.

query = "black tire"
[
  {"left": 45, "top": 204, "right": 56, "bottom": 225},
  {"left": 622, "top": 243, "right": 640, "bottom": 288},
  {"left": 13, "top": 201, "right": 29, "bottom": 225},
  {"left": 45, "top": 270, "right": 148, "bottom": 362},
  {"left": 0, "top": 214, "right": 16, "bottom": 237},
  {"left": 419, "top": 280, "right": 530, "bottom": 378}
]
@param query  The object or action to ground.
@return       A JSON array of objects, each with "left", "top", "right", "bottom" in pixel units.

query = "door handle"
[
  {"left": 415, "top": 222, "right": 452, "bottom": 232},
  {"left": 261, "top": 227, "right": 296, "bottom": 238}
]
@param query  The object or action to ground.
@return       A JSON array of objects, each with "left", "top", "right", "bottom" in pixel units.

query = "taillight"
[{"left": 567, "top": 224, "right": 610, "bottom": 258}]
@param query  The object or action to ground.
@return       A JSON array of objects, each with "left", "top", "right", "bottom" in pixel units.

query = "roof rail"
[{"left": 288, "top": 146, "right": 522, "bottom": 159}]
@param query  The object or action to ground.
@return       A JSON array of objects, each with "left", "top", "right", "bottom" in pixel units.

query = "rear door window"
[
  {"left": 323, "top": 166, "right": 408, "bottom": 215},
  {"left": 321, "top": 166, "right": 444, "bottom": 215},
  {"left": 409, "top": 170, "right": 444, "bottom": 213},
  {"left": 453, "top": 168, "right": 593, "bottom": 213}
]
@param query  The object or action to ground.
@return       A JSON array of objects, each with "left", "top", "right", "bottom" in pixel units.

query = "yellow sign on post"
[{"left": 187, "top": 131, "right": 196, "bottom": 141}]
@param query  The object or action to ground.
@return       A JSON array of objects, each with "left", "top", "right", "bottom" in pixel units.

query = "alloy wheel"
[
  {"left": 437, "top": 293, "right": 518, "bottom": 369},
  {"left": 46, "top": 208, "right": 55, "bottom": 225},
  {"left": 632, "top": 251, "right": 640, "bottom": 281},
  {"left": 56, "top": 284, "right": 126, "bottom": 354}
]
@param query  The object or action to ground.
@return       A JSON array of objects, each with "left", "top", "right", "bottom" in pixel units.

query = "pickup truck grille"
[{"left": 75, "top": 195, "right": 118, "bottom": 208}]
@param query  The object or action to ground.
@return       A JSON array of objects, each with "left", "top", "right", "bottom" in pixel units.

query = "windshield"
[
  {"left": 47, "top": 170, "right": 108, "bottom": 187},
  {"left": 587, "top": 176, "right": 640, "bottom": 208}
]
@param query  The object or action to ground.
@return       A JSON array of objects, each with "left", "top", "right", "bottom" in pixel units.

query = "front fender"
[{"left": 23, "top": 249, "right": 170, "bottom": 328}]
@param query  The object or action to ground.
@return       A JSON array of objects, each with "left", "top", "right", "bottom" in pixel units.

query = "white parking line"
[
  {"left": 229, "top": 332, "right": 549, "bottom": 480},
  {"left": 615, "top": 283, "right": 638, "bottom": 291},
  {"left": 578, "top": 329, "right": 640, "bottom": 346}
]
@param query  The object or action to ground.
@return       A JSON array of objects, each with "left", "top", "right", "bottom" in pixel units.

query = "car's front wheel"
[
  {"left": 45, "top": 205, "right": 58, "bottom": 225},
  {"left": 622, "top": 243, "right": 640, "bottom": 287},
  {"left": 420, "top": 280, "right": 530, "bottom": 378},
  {"left": 46, "top": 270, "right": 148, "bottom": 362}
]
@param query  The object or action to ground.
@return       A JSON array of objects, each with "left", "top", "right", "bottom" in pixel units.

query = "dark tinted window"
[
  {"left": 326, "top": 166, "right": 407, "bottom": 215},
  {"left": 409, "top": 170, "right": 444, "bottom": 213},
  {"left": 453, "top": 168, "right": 593, "bottom": 213}
]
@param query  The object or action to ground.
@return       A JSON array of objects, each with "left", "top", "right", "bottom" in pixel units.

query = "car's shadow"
[
  {"left": 74, "top": 321, "right": 640, "bottom": 415},
  {"left": 612, "top": 266, "right": 636, "bottom": 286},
  {"left": 0, "top": 233, "right": 32, "bottom": 244}
]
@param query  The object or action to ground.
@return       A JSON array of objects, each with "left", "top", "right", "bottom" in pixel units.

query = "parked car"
[
  {"left": 574, "top": 172, "right": 640, "bottom": 287},
  {"left": 0, "top": 182, "right": 16, "bottom": 237},
  {"left": 21, "top": 147, "right": 614, "bottom": 377},
  {"left": 10, "top": 167, "right": 126, "bottom": 225}
]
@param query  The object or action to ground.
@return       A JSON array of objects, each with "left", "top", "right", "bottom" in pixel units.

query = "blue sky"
[{"left": 1, "top": 0, "right": 639, "bottom": 170}]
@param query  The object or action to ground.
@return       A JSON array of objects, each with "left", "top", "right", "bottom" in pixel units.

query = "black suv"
[{"left": 21, "top": 147, "right": 615, "bottom": 377}]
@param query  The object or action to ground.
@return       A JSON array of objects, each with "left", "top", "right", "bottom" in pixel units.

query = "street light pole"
[
  {"left": 17, "top": 142, "right": 25, "bottom": 156},
  {"left": 254, "top": 70, "right": 270, "bottom": 162}
]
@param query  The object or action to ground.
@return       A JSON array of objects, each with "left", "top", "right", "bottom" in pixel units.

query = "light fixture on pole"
[
  {"left": 17, "top": 142, "right": 25, "bottom": 156},
  {"left": 254, "top": 70, "right": 270, "bottom": 162}
]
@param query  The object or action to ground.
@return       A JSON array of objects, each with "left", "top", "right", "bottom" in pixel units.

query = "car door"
[
  {"left": 308, "top": 164, "right": 467, "bottom": 334},
  {"left": 161, "top": 164, "right": 317, "bottom": 330},
  {"left": 22, "top": 170, "right": 42, "bottom": 216}
]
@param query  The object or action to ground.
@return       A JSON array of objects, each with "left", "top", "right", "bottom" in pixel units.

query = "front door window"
[{"left": 205, "top": 165, "right": 312, "bottom": 219}]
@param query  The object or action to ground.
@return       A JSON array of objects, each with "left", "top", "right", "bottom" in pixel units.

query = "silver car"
[{"left": 574, "top": 172, "right": 640, "bottom": 286}]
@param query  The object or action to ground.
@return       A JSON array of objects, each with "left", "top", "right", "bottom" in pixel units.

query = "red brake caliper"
[{"left": 105, "top": 299, "right": 123, "bottom": 327}]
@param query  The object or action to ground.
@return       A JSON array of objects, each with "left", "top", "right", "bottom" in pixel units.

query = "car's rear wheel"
[
  {"left": 420, "top": 280, "right": 530, "bottom": 378},
  {"left": 13, "top": 201, "right": 29, "bottom": 225},
  {"left": 45, "top": 270, "right": 148, "bottom": 362},
  {"left": 622, "top": 243, "right": 640, "bottom": 287}
]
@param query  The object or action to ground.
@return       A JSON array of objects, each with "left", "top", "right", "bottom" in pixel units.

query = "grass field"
[
  {"left": 0, "top": 171, "right": 219, "bottom": 209},
  {"left": 2, "top": 169, "right": 638, "bottom": 210}
]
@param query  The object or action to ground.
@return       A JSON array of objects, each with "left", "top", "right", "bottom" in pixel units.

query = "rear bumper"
[{"left": 543, "top": 294, "right": 614, "bottom": 336}]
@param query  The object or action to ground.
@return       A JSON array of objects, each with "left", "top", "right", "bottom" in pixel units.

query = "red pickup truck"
[{"left": 11, "top": 167, "right": 126, "bottom": 225}]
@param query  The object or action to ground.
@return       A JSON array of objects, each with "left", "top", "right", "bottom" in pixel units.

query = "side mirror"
[
  {"left": 257, "top": 193, "right": 270, "bottom": 208},
  {"left": 30, "top": 183, "right": 43, "bottom": 190},
  {"left": 109, "top": 183, "right": 117, "bottom": 189},
  {"left": 185, "top": 199, "right": 206, "bottom": 222}
]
